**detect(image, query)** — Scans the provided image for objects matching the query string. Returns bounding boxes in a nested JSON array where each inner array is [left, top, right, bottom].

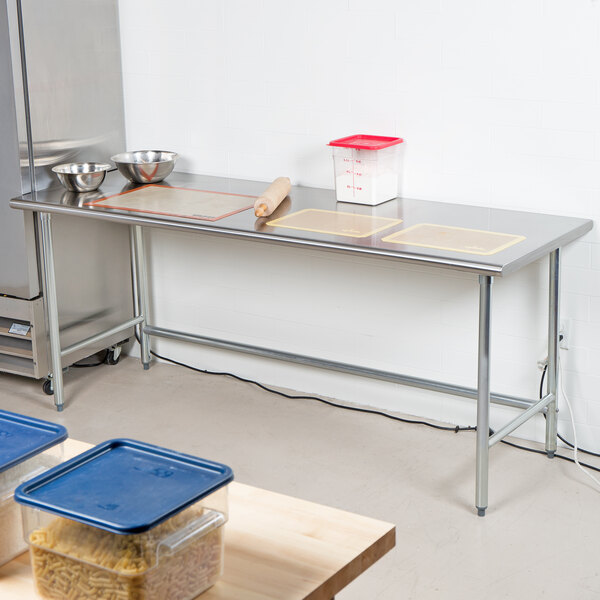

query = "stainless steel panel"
[[19, 0, 126, 190], [30, 296, 48, 377], [52, 214, 134, 356], [18, 0, 134, 368], [0, 0, 38, 298], [2, 0, 133, 378], [0, 209, 39, 298], [0, 294, 30, 321], [10, 171, 594, 277], [20, 0, 133, 375]]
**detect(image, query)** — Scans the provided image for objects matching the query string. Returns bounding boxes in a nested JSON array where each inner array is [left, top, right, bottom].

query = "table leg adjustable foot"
[[546, 450, 555, 459], [143, 362, 150, 371], [477, 507, 486, 517]]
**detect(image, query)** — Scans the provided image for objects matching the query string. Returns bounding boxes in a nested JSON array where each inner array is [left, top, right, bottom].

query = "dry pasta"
[[1, 453, 61, 566], [28, 506, 224, 600]]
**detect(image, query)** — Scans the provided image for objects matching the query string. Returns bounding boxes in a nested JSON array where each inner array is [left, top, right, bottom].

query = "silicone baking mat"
[[382, 223, 525, 255], [84, 185, 255, 221], [267, 209, 402, 238]]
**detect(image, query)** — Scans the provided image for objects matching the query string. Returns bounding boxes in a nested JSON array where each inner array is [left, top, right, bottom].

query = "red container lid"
[[328, 134, 404, 150]]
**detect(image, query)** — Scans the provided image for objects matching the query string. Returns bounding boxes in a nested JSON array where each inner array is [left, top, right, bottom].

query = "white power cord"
[[558, 355, 600, 489]]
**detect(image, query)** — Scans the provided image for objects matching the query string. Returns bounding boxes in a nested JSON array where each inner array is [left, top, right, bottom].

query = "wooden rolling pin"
[[254, 177, 291, 217]]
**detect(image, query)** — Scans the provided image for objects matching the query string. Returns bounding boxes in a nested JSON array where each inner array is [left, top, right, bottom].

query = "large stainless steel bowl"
[[52, 162, 112, 192], [111, 150, 177, 184]]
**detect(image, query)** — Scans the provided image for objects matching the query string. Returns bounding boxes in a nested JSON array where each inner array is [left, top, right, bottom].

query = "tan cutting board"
[[267, 209, 402, 238], [382, 223, 525, 255], [84, 185, 255, 221]]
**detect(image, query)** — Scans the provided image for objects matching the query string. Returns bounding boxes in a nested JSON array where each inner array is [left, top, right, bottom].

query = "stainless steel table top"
[[11, 170, 593, 276]]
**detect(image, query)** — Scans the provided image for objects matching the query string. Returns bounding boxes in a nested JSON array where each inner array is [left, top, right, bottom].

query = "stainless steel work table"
[[11, 171, 593, 515]]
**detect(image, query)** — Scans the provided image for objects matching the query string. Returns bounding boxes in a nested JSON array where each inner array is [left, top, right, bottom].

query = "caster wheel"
[[42, 379, 54, 395], [105, 345, 122, 365]]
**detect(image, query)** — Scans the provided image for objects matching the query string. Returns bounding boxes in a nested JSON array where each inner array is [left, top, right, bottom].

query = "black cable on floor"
[[136, 336, 600, 472], [136, 336, 475, 433], [498, 436, 600, 472], [72, 350, 110, 368]]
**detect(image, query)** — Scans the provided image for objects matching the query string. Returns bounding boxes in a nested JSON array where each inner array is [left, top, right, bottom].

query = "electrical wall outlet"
[[559, 319, 570, 350], [538, 319, 570, 369]]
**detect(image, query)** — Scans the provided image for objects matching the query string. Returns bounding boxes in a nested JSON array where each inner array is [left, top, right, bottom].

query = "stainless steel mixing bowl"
[[111, 150, 178, 184], [52, 162, 112, 192]]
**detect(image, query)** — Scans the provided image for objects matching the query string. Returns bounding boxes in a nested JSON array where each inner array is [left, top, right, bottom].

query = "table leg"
[[39, 212, 65, 411], [545, 249, 560, 457], [132, 226, 151, 369], [476, 275, 493, 516]]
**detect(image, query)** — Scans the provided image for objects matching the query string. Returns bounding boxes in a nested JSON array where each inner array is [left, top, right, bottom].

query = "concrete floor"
[[2, 356, 600, 599]]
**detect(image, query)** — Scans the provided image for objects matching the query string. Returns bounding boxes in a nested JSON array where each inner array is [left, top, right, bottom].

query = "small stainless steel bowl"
[[111, 150, 178, 184], [52, 162, 111, 192]]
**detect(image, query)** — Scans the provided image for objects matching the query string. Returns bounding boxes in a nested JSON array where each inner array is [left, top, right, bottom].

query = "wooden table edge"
[[306, 526, 396, 600]]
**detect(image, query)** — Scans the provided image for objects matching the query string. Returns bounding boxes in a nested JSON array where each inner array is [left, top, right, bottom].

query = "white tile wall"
[[119, 0, 600, 451]]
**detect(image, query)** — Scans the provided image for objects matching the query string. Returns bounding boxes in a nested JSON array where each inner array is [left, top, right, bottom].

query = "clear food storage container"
[[15, 438, 233, 600], [0, 410, 67, 567], [329, 134, 405, 206]]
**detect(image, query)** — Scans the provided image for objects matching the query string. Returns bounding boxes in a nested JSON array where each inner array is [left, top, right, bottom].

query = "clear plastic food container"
[[15, 439, 233, 600], [0, 410, 67, 567], [329, 134, 404, 206]]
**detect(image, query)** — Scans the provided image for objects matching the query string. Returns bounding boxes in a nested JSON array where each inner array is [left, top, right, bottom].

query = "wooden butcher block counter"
[[0, 440, 395, 600]]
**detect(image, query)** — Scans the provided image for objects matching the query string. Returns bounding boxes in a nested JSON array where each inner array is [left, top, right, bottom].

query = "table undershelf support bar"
[[60, 316, 144, 358], [143, 324, 540, 413], [488, 393, 555, 448]]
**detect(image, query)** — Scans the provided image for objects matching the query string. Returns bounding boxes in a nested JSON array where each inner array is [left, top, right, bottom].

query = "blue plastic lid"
[[0, 410, 67, 474], [15, 438, 234, 535]]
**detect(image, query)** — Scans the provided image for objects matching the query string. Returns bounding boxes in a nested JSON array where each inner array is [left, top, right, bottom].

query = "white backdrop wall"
[[118, 0, 600, 451]]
